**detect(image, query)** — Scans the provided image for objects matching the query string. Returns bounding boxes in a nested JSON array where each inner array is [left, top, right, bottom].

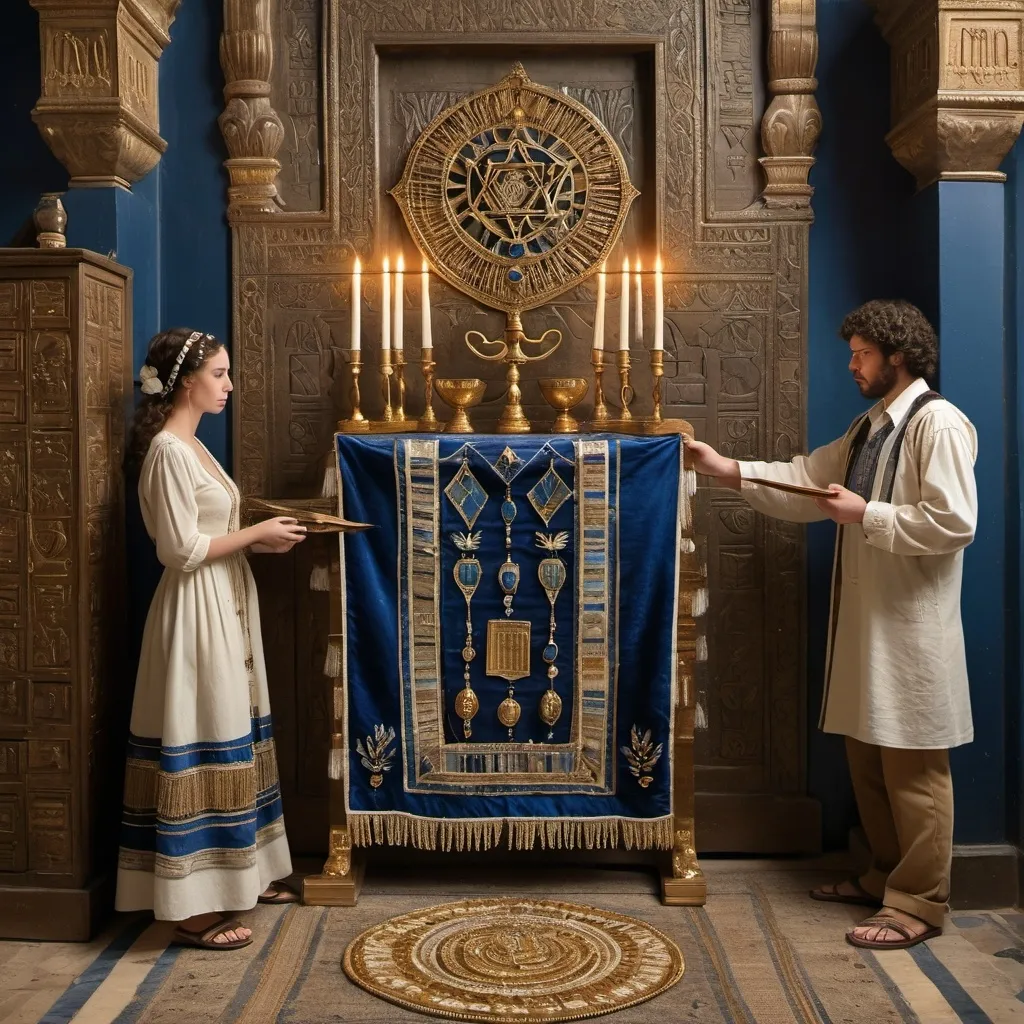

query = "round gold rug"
[[342, 897, 684, 1023]]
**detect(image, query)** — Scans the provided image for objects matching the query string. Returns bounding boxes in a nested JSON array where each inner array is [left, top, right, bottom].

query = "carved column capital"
[[219, 0, 285, 220], [29, 0, 181, 189], [760, 0, 822, 209], [869, 0, 1024, 188]]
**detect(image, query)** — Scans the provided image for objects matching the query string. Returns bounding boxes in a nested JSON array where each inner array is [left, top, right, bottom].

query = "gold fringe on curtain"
[[349, 813, 673, 851], [323, 634, 344, 678]]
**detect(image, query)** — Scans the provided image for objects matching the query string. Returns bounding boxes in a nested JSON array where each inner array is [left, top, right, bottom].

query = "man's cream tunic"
[[738, 377, 978, 749]]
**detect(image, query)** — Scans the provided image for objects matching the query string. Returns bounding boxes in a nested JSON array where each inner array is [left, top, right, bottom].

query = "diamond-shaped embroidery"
[[492, 445, 524, 483], [528, 461, 572, 526], [445, 462, 488, 529]]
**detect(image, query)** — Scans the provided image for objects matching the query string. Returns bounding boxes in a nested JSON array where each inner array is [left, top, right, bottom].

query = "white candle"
[[350, 257, 361, 351], [421, 259, 432, 349], [381, 256, 391, 352], [619, 256, 630, 351], [654, 256, 664, 351], [393, 254, 404, 351], [634, 256, 643, 349], [593, 263, 606, 350]]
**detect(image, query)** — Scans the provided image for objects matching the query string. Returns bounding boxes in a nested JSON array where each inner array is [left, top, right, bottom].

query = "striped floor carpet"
[[2, 861, 1023, 1023]]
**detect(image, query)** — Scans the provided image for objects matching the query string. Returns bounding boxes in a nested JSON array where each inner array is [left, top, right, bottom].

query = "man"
[[686, 299, 977, 950]]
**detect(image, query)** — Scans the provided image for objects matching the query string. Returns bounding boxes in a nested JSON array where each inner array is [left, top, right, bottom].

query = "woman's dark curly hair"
[[839, 300, 938, 380], [126, 327, 224, 473]]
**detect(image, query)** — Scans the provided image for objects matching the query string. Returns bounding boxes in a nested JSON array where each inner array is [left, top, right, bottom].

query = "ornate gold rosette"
[[391, 63, 638, 314], [342, 897, 684, 1022]]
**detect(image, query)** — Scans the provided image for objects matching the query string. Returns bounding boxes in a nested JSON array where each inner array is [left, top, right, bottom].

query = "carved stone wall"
[[223, 0, 820, 853]]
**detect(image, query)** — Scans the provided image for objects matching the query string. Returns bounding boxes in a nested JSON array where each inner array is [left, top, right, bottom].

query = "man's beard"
[[856, 361, 897, 399]]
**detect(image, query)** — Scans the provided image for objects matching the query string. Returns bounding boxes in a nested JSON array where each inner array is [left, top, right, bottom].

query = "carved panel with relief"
[[223, 0, 819, 852]]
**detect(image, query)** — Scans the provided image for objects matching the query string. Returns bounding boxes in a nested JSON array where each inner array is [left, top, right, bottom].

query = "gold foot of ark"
[[302, 860, 365, 906]]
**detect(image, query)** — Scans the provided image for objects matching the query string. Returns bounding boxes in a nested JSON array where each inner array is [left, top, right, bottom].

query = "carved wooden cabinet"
[[0, 249, 131, 940]]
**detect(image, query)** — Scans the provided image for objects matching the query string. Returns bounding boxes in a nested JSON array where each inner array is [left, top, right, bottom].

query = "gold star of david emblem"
[[466, 135, 574, 244], [390, 63, 638, 314]]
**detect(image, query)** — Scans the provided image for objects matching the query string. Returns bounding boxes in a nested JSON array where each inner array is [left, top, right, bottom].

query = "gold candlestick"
[[617, 349, 634, 421], [380, 348, 395, 421], [418, 346, 440, 431], [465, 311, 560, 434], [339, 351, 369, 433], [650, 348, 664, 425], [591, 348, 609, 424], [394, 349, 408, 421]]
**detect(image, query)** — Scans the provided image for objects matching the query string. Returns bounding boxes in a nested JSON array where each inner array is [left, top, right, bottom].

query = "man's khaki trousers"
[[845, 736, 953, 929]]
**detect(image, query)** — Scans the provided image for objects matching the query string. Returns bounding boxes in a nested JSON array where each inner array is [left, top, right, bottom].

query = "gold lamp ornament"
[[390, 63, 638, 432]]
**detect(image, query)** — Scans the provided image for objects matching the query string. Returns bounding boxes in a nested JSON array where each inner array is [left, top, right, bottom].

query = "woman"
[[116, 328, 307, 949]]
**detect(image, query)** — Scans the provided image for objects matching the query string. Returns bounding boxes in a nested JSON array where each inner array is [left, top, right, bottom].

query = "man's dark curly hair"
[[839, 299, 938, 380]]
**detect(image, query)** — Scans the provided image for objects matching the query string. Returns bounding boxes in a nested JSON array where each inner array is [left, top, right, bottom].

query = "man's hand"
[[682, 436, 740, 482], [814, 484, 868, 525]]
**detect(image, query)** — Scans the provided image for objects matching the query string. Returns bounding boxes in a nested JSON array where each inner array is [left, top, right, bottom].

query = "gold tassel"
[[323, 634, 343, 678], [695, 699, 708, 731], [328, 749, 344, 781], [321, 449, 338, 499], [696, 634, 708, 662], [310, 564, 331, 591], [254, 740, 279, 793], [123, 759, 159, 812], [684, 467, 697, 497], [690, 587, 708, 617], [680, 537, 695, 554]]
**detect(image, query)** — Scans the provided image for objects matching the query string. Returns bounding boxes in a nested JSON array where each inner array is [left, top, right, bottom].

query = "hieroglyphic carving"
[[712, 0, 762, 211], [30, 335, 71, 417], [945, 15, 1022, 89], [32, 582, 72, 669], [871, 0, 1024, 187], [30, 1, 180, 187], [45, 29, 111, 93], [276, 0, 323, 210], [28, 792, 72, 871], [760, 0, 821, 207]]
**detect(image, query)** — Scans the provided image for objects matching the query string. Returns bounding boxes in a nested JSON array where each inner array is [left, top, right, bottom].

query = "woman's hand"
[[251, 516, 307, 554]]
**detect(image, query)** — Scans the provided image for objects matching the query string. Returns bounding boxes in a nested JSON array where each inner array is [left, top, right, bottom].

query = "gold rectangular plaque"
[[485, 620, 531, 681]]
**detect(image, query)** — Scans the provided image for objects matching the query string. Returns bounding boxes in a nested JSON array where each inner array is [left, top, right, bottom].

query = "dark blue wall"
[[1003, 137, 1024, 849], [807, 0, 918, 846], [2, 0, 1016, 851], [0, 4, 68, 245]]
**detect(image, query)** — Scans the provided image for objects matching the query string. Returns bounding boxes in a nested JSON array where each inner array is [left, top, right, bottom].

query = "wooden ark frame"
[[217, 0, 821, 896]]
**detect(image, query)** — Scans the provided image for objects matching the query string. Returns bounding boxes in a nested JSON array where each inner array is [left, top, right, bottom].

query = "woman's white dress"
[[115, 431, 292, 920]]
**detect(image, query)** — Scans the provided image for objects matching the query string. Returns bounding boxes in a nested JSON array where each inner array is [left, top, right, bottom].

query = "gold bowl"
[[434, 378, 487, 433], [538, 377, 589, 433]]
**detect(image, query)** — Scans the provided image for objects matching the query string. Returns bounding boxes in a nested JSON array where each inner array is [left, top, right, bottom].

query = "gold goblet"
[[434, 378, 486, 433], [538, 377, 589, 433]]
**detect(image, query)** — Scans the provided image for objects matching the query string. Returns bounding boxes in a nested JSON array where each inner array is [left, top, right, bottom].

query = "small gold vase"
[[538, 377, 589, 433], [435, 378, 486, 433]]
